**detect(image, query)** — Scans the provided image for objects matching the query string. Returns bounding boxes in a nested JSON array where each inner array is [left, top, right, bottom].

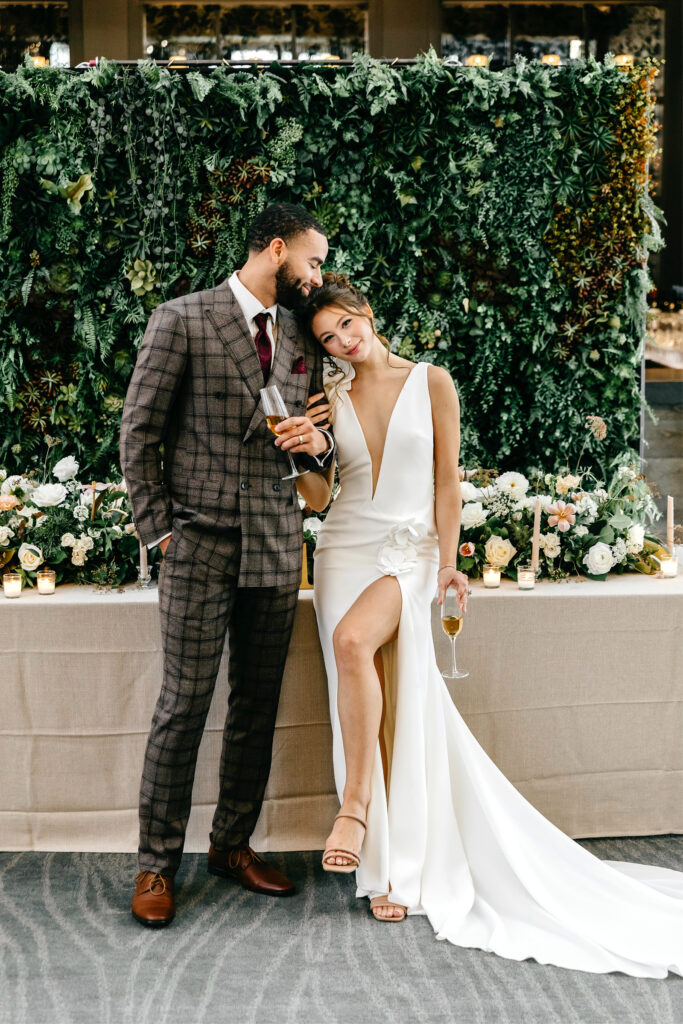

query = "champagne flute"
[[260, 385, 309, 481], [441, 587, 468, 679]]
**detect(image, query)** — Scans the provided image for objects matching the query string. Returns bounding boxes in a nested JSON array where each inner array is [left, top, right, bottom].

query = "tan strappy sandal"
[[370, 896, 407, 922], [322, 812, 367, 874]]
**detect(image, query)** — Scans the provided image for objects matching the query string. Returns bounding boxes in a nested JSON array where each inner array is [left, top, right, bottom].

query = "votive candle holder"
[[483, 564, 501, 588], [517, 563, 536, 590], [659, 556, 678, 579], [37, 568, 57, 595], [3, 571, 22, 598]]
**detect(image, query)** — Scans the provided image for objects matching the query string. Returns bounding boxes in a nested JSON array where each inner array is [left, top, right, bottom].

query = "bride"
[[286, 272, 683, 976]]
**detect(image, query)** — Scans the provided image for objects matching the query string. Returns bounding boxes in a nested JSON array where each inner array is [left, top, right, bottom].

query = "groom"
[[120, 204, 333, 926]]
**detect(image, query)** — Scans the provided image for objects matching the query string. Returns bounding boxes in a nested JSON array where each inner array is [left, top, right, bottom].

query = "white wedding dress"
[[313, 360, 683, 977]]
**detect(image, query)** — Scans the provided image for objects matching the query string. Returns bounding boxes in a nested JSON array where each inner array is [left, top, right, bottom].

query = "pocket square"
[[291, 356, 307, 374]]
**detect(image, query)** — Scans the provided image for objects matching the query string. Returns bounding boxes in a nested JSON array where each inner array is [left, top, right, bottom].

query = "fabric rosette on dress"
[[376, 520, 431, 577]]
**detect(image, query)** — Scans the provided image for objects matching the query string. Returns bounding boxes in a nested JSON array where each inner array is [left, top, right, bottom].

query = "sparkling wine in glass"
[[260, 385, 309, 481], [441, 588, 468, 679]]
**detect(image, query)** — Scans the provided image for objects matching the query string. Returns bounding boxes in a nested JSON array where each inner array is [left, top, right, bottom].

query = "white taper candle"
[[531, 497, 541, 571]]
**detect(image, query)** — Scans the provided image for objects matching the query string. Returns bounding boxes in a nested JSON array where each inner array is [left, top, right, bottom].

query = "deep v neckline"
[[347, 363, 420, 502]]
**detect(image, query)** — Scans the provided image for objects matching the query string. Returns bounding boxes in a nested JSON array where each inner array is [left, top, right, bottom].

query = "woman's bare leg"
[[324, 575, 402, 873]]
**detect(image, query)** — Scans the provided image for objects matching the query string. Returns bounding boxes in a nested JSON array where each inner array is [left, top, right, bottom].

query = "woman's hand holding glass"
[[436, 566, 469, 610]]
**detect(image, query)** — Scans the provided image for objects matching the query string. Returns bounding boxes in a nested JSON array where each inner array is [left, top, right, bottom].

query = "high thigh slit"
[[313, 360, 683, 976]]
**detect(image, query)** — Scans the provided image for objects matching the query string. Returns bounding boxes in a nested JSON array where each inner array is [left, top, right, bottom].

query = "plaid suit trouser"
[[138, 532, 299, 875]]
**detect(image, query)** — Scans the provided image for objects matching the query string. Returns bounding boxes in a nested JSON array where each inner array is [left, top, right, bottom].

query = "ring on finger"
[[299, 434, 303, 446]]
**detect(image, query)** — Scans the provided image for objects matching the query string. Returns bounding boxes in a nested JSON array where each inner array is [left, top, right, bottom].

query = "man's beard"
[[275, 262, 311, 311]]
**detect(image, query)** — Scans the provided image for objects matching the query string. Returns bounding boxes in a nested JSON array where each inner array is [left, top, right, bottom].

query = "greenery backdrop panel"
[[0, 55, 659, 479]]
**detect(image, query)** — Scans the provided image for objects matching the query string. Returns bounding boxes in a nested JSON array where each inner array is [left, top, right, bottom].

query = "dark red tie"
[[253, 311, 272, 383]]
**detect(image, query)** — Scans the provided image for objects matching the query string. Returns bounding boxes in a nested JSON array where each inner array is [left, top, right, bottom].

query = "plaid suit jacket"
[[120, 279, 333, 587]]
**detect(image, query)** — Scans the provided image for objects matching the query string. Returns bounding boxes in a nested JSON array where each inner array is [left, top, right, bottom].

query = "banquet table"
[[2, 572, 682, 852]]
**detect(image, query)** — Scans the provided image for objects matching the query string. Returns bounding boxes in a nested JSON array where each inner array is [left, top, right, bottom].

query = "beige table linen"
[[1, 574, 681, 852]]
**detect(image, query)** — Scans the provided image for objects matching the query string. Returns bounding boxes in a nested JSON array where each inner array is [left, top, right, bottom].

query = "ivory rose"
[[18, 543, 44, 571], [484, 535, 516, 568]]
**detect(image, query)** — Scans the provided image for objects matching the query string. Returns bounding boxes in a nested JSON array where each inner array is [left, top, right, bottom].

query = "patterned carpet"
[[1, 837, 682, 1024]]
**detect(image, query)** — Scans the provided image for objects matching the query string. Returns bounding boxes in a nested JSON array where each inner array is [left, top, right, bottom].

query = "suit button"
[[273, 484, 280, 492], [240, 482, 249, 491]]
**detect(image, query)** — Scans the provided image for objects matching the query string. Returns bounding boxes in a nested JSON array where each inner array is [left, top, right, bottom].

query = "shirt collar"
[[228, 271, 278, 327]]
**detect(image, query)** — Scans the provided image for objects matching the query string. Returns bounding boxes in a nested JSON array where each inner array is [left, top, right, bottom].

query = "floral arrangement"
[[0, 446, 140, 588], [455, 462, 667, 581]]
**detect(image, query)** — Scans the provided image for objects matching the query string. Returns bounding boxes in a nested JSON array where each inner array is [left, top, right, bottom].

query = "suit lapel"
[[206, 285, 264, 403]]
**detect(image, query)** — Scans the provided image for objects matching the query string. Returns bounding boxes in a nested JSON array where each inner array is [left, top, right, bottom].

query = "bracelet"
[[437, 564, 457, 574]]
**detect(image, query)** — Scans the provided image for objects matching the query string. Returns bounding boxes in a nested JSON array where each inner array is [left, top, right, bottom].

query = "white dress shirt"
[[227, 270, 278, 353]]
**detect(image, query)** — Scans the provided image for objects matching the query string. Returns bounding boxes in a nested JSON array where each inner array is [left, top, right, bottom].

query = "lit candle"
[[466, 54, 487, 67], [3, 572, 22, 598], [517, 564, 536, 590], [614, 54, 634, 68], [37, 569, 56, 595], [531, 497, 541, 572], [540, 54, 561, 66], [667, 495, 674, 555], [659, 555, 678, 579], [483, 564, 501, 588]]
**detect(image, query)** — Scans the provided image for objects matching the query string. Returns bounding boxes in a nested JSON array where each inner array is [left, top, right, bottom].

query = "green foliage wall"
[[0, 55, 660, 478]]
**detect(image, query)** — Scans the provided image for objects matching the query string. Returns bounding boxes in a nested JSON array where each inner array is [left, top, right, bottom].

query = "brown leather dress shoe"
[[208, 844, 295, 897], [131, 871, 175, 927]]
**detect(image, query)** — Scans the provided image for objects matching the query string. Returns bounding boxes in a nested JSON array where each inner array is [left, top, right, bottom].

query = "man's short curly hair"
[[246, 203, 325, 253]]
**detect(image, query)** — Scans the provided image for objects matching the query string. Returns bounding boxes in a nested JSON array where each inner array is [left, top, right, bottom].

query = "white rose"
[[574, 525, 588, 538], [625, 524, 644, 554], [0, 525, 15, 546], [79, 535, 94, 552], [31, 483, 67, 507], [541, 533, 561, 559], [61, 533, 76, 547], [110, 525, 123, 538], [53, 456, 79, 482], [495, 472, 529, 497], [18, 543, 44, 571], [583, 542, 615, 576], [124, 522, 137, 534], [71, 547, 86, 566], [484, 535, 517, 567], [303, 517, 322, 537], [461, 502, 489, 530], [460, 481, 481, 503]]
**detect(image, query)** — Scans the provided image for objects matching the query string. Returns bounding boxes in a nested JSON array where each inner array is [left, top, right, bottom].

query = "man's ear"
[[268, 237, 287, 265]]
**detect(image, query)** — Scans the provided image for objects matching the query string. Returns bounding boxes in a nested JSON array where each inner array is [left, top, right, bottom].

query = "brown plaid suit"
[[120, 279, 333, 874]]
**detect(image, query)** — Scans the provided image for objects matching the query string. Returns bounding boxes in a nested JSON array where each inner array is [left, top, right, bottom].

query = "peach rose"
[[0, 495, 20, 511]]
